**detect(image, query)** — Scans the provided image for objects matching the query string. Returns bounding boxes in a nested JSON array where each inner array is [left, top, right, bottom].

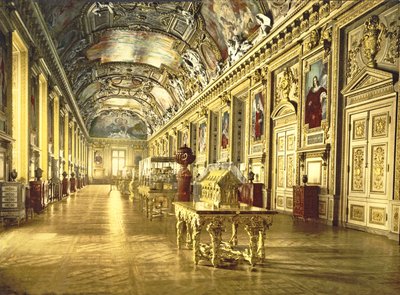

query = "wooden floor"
[[0, 185, 399, 295]]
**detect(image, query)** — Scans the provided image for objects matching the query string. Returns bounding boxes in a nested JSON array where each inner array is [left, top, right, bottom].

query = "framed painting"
[[251, 90, 265, 141], [94, 150, 103, 166], [304, 58, 328, 132], [221, 111, 229, 149], [198, 122, 207, 154]]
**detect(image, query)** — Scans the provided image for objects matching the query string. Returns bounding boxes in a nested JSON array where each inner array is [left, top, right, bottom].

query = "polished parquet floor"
[[0, 185, 399, 295]]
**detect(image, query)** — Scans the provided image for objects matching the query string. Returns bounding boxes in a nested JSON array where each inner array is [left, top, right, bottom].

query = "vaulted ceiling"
[[37, 0, 299, 140]]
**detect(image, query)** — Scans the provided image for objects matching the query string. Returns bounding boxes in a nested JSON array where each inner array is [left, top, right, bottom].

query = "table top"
[[174, 201, 278, 215]]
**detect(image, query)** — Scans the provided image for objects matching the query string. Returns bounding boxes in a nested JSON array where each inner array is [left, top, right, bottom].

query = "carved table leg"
[[148, 197, 154, 221], [192, 218, 202, 265], [257, 230, 266, 261], [176, 216, 185, 249], [186, 222, 193, 249], [258, 217, 272, 261], [244, 217, 264, 267], [206, 218, 224, 268], [229, 217, 239, 246]]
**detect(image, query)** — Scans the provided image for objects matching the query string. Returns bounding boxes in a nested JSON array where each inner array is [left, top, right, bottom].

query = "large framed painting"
[[251, 90, 265, 142], [304, 58, 328, 133], [221, 111, 229, 149], [94, 150, 103, 167], [198, 122, 207, 154]]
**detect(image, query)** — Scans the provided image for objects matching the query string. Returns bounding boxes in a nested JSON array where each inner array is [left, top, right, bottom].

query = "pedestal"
[[62, 178, 69, 197], [29, 180, 44, 213], [177, 167, 192, 202], [70, 177, 76, 192], [175, 145, 196, 202]]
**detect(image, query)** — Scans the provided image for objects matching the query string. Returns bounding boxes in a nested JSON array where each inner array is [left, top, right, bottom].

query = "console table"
[[138, 185, 177, 221], [174, 202, 277, 267]]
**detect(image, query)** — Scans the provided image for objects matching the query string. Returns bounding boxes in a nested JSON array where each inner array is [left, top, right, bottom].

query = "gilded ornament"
[[220, 92, 231, 106], [371, 145, 385, 192], [384, 24, 400, 64], [292, 25, 300, 38], [347, 45, 361, 80], [309, 10, 319, 25], [285, 30, 293, 43], [286, 155, 294, 188], [362, 15, 386, 68], [300, 16, 309, 31], [321, 26, 332, 57], [354, 119, 366, 139], [319, 1, 330, 19], [352, 148, 364, 191], [369, 207, 385, 225], [278, 67, 294, 102], [278, 156, 284, 187], [330, 0, 342, 10], [277, 36, 285, 50], [372, 115, 387, 137], [307, 29, 320, 51]]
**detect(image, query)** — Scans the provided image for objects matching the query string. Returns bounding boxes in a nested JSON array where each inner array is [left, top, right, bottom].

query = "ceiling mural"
[[90, 110, 148, 140], [36, 0, 300, 139], [201, 0, 263, 59], [86, 30, 182, 67]]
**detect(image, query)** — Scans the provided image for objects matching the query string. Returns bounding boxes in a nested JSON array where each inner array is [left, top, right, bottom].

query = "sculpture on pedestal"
[[175, 145, 196, 202]]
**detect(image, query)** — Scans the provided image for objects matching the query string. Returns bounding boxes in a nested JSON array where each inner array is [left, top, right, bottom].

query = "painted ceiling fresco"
[[90, 111, 148, 140], [86, 30, 182, 67], [36, 0, 300, 138], [201, 0, 262, 59]]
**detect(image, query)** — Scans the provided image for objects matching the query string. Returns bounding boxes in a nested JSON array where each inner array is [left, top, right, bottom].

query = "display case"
[[0, 182, 26, 225], [200, 168, 242, 208], [139, 157, 178, 190], [239, 183, 263, 208], [193, 162, 246, 201]]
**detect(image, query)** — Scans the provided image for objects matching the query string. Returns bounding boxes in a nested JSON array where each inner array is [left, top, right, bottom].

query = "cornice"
[[149, 0, 364, 143]]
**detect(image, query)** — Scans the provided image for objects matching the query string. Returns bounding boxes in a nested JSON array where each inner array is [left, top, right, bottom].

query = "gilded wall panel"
[[351, 147, 365, 192], [319, 200, 327, 216], [350, 204, 365, 222], [353, 119, 367, 140], [392, 204, 400, 233], [371, 113, 388, 138], [277, 156, 284, 188], [286, 197, 293, 209], [277, 196, 284, 208], [286, 154, 294, 188], [369, 206, 386, 225], [370, 144, 386, 193], [287, 134, 295, 151]]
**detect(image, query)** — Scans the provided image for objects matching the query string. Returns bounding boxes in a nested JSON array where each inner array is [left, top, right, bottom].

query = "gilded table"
[[174, 202, 277, 267], [137, 185, 176, 221]]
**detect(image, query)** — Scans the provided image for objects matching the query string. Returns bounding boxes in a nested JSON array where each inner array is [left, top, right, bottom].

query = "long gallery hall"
[[0, 185, 399, 295], [0, 1, 399, 294]]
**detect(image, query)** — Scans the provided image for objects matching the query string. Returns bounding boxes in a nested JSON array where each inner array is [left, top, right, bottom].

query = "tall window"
[[112, 150, 125, 177]]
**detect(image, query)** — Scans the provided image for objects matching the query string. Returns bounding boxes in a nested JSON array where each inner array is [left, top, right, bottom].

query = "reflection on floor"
[[0, 185, 399, 295]]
